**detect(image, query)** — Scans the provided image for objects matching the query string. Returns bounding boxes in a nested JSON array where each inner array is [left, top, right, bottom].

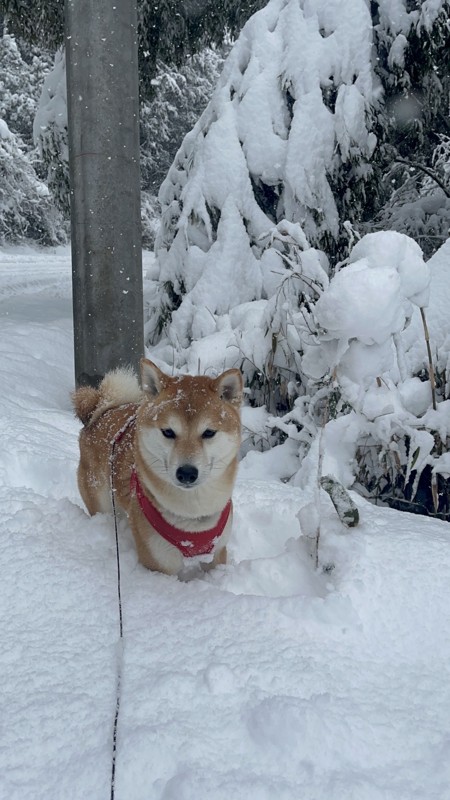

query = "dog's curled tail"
[[72, 367, 143, 426], [72, 385, 100, 425]]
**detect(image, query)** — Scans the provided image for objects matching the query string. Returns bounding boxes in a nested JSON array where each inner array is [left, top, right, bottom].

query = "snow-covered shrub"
[[273, 230, 450, 517], [0, 117, 66, 244], [149, 210, 449, 514], [255, 222, 330, 413]]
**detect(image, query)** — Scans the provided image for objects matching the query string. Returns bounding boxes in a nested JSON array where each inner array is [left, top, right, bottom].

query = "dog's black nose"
[[176, 464, 199, 486]]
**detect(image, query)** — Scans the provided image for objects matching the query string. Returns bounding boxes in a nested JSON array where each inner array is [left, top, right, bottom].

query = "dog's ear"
[[214, 369, 243, 406], [140, 358, 168, 396]]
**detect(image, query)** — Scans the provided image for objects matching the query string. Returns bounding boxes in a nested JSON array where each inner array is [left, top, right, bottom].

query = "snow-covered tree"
[[1, 0, 247, 242], [146, 0, 450, 516], [33, 48, 69, 216], [149, 0, 378, 347], [141, 45, 227, 244], [0, 33, 36, 143], [0, 32, 52, 146], [0, 0, 265, 100], [30, 43, 226, 241], [149, 0, 450, 349], [0, 31, 67, 242], [0, 117, 65, 244], [368, 0, 450, 253]]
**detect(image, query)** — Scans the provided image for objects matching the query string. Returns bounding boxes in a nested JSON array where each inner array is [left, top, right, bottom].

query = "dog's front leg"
[[202, 546, 227, 572]]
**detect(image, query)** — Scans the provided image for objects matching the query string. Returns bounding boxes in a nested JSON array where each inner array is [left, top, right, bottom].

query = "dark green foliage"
[[368, 2, 450, 252], [138, 0, 264, 98], [0, 0, 265, 100], [0, 123, 66, 245], [140, 46, 226, 196], [0, 33, 52, 146], [374, 3, 450, 157], [0, 0, 63, 50]]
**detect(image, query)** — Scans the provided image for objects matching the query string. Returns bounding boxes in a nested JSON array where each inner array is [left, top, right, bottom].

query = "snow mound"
[[2, 247, 450, 800]]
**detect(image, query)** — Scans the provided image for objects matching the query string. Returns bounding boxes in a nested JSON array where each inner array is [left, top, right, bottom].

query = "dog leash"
[[108, 411, 137, 800]]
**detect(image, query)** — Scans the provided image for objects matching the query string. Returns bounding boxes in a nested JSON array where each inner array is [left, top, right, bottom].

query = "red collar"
[[130, 468, 231, 558]]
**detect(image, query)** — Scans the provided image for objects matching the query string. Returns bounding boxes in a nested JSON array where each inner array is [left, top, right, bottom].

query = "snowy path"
[[2, 248, 450, 800]]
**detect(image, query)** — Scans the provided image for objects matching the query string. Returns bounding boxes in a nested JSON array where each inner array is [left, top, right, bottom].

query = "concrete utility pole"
[[65, 0, 144, 387]]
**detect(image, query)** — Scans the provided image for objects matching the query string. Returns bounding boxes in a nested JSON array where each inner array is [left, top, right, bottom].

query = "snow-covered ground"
[[2, 245, 450, 800]]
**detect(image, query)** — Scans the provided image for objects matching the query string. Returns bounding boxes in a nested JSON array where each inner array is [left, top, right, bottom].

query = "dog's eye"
[[202, 429, 217, 439], [161, 428, 176, 439]]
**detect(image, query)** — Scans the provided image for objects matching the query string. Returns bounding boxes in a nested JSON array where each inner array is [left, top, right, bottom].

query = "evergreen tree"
[[0, 117, 66, 244], [0, 32, 66, 243], [150, 0, 378, 350], [0, 0, 265, 101], [149, 0, 450, 354], [369, 0, 450, 254], [0, 0, 260, 243], [141, 45, 228, 198], [146, 0, 450, 516], [0, 33, 52, 146], [30, 43, 225, 240], [33, 47, 69, 216], [141, 45, 227, 244]]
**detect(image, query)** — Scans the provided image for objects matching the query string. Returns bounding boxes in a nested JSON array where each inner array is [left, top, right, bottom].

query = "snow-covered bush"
[[150, 218, 449, 514], [0, 117, 65, 244], [264, 229, 450, 518], [266, 229, 450, 518]]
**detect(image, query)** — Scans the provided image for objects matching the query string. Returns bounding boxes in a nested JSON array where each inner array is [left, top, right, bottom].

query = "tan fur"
[[72, 386, 100, 426], [73, 359, 243, 576]]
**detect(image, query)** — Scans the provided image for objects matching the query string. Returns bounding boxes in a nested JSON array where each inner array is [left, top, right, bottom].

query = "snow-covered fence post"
[[65, 0, 143, 388]]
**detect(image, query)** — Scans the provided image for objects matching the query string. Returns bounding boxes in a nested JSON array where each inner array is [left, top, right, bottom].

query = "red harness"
[[130, 469, 231, 558], [111, 410, 231, 558]]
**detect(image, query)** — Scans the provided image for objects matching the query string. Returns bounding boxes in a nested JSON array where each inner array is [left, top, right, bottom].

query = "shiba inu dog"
[[73, 359, 243, 576]]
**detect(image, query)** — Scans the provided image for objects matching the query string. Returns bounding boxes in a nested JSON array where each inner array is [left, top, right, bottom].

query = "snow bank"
[[2, 248, 450, 799]]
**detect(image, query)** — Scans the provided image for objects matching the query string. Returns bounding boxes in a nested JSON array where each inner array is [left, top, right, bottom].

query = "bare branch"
[[395, 158, 450, 198]]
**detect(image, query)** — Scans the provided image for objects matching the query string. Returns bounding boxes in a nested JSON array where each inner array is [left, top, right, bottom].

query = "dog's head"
[[137, 359, 243, 491]]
